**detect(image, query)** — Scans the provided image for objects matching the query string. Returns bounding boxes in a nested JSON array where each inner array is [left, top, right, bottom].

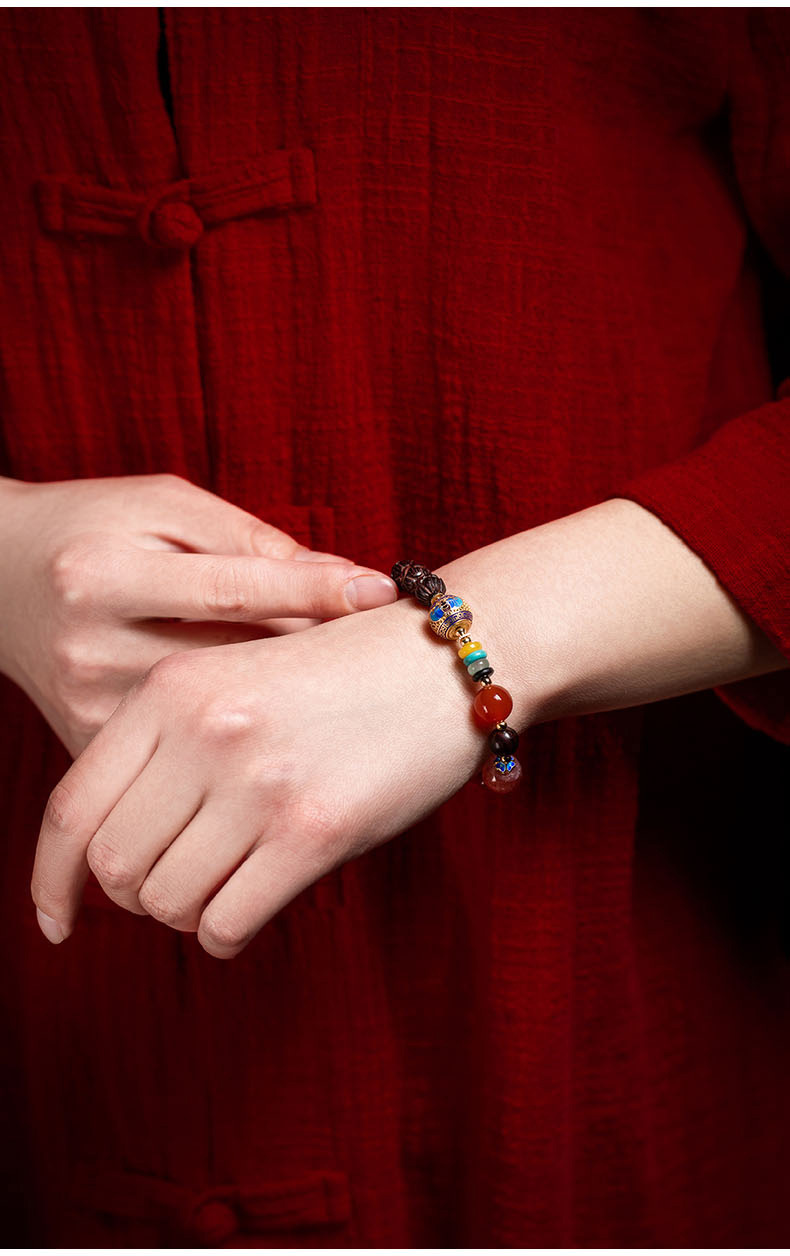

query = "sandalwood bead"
[[472, 684, 513, 728], [489, 724, 519, 756]]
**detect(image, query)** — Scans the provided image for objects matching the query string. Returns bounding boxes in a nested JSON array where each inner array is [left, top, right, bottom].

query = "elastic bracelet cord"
[[390, 560, 523, 794]]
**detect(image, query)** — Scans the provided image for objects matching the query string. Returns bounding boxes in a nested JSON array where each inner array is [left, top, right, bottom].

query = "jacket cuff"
[[614, 393, 790, 744]]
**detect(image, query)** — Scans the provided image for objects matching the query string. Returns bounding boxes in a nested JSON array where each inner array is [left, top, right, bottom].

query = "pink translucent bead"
[[481, 753, 523, 793]]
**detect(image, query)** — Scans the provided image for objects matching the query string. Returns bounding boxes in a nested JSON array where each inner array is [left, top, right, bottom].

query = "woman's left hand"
[[30, 588, 497, 957]]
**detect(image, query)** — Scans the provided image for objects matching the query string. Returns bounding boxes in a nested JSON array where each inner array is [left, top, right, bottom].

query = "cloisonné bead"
[[427, 592, 473, 640], [472, 684, 513, 729], [489, 723, 519, 756], [457, 640, 483, 660], [482, 753, 523, 793]]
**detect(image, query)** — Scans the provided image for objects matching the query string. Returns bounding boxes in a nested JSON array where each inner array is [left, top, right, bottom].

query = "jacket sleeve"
[[614, 9, 790, 744]]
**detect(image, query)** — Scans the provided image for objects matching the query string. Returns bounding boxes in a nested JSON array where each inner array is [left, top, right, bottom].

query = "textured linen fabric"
[[1, 7, 789, 1247]]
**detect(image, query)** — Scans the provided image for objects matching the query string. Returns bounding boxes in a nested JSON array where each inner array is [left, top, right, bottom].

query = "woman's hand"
[[31, 494, 788, 956], [0, 473, 398, 757], [30, 592, 496, 955]]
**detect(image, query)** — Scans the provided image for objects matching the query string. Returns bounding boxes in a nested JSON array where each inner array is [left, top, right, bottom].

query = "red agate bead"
[[482, 753, 523, 793], [472, 684, 513, 729]]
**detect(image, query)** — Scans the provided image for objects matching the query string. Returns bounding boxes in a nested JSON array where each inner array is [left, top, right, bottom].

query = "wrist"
[[434, 545, 559, 735], [435, 496, 790, 734], [314, 587, 497, 787]]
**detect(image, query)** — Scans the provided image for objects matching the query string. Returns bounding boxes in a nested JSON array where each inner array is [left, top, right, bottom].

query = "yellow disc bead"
[[457, 640, 483, 660]]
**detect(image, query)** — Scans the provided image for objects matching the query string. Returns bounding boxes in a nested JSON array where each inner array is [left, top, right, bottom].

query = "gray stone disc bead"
[[466, 655, 492, 679]]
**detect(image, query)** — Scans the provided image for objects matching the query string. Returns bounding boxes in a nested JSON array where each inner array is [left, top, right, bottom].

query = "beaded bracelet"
[[390, 560, 522, 794]]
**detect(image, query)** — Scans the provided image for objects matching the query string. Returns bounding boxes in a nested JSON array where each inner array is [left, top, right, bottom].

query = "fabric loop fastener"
[[66, 1163, 351, 1244], [32, 145, 317, 251]]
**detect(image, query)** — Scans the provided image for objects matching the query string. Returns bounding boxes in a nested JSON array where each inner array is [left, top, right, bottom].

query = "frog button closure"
[[137, 179, 204, 249], [178, 1193, 239, 1245], [66, 1162, 352, 1244], [33, 146, 318, 253]]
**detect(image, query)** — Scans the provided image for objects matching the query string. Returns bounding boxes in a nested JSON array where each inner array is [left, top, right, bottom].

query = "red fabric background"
[[1, 7, 789, 1246]]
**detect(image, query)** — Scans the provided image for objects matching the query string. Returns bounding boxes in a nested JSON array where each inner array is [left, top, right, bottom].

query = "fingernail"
[[345, 575, 399, 610], [36, 908, 65, 944]]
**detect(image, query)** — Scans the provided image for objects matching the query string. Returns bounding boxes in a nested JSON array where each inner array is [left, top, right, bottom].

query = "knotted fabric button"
[[181, 1196, 239, 1244], [137, 179, 204, 250]]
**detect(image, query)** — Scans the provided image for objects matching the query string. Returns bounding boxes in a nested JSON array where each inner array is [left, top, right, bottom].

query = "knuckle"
[[199, 911, 248, 953], [196, 699, 257, 746], [137, 880, 186, 927], [247, 519, 275, 555], [200, 561, 254, 618], [144, 649, 192, 692], [290, 565, 333, 618], [49, 544, 96, 608], [51, 634, 102, 682], [304, 567, 351, 618], [86, 838, 136, 890], [43, 782, 81, 837]]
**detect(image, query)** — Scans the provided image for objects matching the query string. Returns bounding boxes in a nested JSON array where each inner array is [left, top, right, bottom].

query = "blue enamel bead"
[[494, 756, 516, 774]]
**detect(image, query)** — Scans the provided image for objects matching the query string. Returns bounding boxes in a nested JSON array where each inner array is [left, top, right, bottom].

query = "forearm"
[[434, 498, 789, 732]]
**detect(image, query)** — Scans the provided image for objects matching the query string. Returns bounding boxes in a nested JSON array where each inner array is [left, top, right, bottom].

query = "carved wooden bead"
[[414, 573, 446, 606], [402, 562, 432, 596], [390, 559, 414, 589]]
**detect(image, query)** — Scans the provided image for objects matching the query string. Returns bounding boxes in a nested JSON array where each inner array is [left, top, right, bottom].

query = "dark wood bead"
[[402, 562, 432, 595], [414, 573, 446, 605], [489, 723, 519, 755], [390, 559, 415, 590], [390, 561, 445, 604]]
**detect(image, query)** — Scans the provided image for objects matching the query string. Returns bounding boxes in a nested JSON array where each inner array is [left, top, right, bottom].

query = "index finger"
[[31, 692, 159, 941]]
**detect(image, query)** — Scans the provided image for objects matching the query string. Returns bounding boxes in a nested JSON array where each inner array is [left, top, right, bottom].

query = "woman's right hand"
[[0, 472, 397, 758]]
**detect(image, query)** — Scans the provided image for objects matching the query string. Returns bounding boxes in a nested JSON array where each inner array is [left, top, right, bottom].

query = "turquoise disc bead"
[[463, 649, 488, 667]]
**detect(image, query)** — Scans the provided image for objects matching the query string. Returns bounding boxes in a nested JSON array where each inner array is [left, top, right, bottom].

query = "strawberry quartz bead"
[[472, 684, 513, 729], [482, 753, 523, 793]]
